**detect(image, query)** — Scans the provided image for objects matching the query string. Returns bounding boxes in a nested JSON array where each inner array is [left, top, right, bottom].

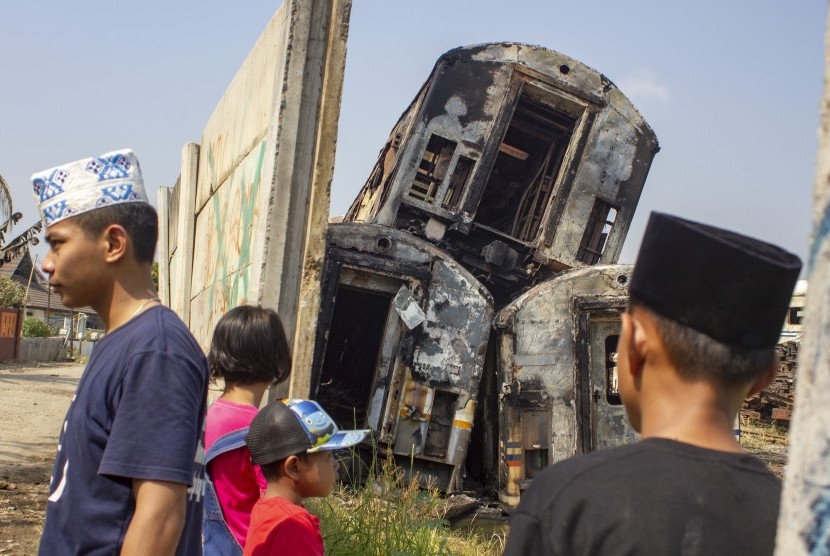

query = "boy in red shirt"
[[243, 399, 369, 555]]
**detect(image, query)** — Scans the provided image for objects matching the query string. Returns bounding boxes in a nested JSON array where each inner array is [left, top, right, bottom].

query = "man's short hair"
[[72, 203, 158, 264], [632, 302, 776, 387], [208, 305, 292, 386]]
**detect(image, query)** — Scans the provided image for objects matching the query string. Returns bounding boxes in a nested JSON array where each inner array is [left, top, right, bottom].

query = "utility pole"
[[22, 254, 38, 318]]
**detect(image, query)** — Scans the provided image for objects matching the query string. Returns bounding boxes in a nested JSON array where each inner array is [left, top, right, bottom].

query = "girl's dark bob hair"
[[208, 305, 291, 385]]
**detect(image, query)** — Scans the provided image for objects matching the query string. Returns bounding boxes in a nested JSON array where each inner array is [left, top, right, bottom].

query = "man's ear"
[[283, 455, 301, 481], [102, 224, 128, 264], [621, 312, 647, 377], [747, 355, 779, 398]]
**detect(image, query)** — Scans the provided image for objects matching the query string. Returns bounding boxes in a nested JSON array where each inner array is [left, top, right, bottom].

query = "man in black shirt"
[[504, 212, 801, 555]]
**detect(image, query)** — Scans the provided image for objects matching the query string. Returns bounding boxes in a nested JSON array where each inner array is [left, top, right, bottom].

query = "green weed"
[[306, 448, 503, 556]]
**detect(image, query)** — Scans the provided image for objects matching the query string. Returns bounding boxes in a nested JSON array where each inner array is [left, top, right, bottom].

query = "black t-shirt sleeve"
[[99, 350, 205, 484], [504, 511, 554, 556]]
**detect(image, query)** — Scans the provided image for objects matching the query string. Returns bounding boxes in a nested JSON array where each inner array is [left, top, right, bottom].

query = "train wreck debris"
[[311, 223, 493, 491], [742, 282, 805, 424], [314, 43, 659, 499], [489, 265, 636, 505], [345, 43, 659, 304], [159, 37, 661, 504]]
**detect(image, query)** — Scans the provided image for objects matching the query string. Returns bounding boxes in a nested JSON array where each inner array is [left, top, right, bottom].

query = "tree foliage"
[[0, 276, 25, 308], [151, 262, 159, 293], [22, 317, 55, 338]]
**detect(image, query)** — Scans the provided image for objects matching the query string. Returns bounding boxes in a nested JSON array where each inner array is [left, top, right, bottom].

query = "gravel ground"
[[0, 362, 83, 555]]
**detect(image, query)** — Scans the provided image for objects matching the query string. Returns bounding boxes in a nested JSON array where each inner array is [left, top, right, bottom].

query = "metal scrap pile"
[[742, 341, 798, 424]]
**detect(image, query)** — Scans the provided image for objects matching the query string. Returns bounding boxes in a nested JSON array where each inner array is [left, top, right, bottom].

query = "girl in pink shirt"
[[203, 306, 292, 555]]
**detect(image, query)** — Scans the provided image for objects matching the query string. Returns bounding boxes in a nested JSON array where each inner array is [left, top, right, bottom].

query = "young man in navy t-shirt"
[[32, 149, 209, 555]]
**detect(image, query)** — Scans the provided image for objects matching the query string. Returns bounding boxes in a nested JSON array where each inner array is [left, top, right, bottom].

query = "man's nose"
[[41, 255, 55, 275]]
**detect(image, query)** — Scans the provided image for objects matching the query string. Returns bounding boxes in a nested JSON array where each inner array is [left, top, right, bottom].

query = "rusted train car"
[[312, 43, 658, 498]]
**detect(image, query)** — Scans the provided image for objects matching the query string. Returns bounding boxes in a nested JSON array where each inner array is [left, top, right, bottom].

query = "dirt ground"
[[0, 362, 83, 555], [0, 363, 790, 555]]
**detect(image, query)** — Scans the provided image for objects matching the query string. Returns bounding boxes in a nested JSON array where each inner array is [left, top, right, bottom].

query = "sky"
[[0, 1, 825, 267]]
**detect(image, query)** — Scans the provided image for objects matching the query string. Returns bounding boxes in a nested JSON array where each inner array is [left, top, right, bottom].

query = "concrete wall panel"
[[161, 0, 351, 364], [19, 337, 65, 362], [194, 5, 288, 213], [189, 267, 253, 350], [191, 140, 267, 302]]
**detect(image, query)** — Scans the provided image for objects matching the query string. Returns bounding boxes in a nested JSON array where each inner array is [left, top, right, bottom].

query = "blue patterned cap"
[[245, 399, 371, 466], [284, 399, 370, 453], [31, 149, 148, 227]]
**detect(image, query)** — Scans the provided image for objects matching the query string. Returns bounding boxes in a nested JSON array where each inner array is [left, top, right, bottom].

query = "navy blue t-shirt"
[[38, 306, 209, 555]]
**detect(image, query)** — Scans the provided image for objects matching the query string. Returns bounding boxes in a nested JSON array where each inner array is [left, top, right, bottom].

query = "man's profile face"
[[41, 219, 108, 309]]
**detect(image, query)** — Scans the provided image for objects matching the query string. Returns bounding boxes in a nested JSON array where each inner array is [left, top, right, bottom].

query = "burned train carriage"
[[493, 265, 637, 506], [346, 43, 658, 304], [311, 223, 493, 491], [315, 43, 658, 499]]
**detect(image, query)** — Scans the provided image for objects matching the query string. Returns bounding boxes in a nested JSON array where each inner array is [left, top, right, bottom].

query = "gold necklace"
[[130, 297, 161, 320]]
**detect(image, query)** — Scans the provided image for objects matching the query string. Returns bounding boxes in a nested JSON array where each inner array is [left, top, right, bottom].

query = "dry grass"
[[740, 416, 788, 479], [306, 450, 504, 556]]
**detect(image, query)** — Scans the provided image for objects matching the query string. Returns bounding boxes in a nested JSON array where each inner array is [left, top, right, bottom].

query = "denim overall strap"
[[206, 428, 250, 463], [203, 427, 249, 556]]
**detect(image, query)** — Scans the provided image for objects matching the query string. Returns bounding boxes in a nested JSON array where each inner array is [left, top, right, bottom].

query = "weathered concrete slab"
[[776, 10, 830, 555], [158, 0, 352, 354], [18, 338, 65, 362]]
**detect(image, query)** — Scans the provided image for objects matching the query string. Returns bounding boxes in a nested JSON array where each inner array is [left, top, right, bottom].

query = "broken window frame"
[[423, 389, 460, 459], [403, 132, 479, 221], [441, 155, 475, 211], [311, 251, 431, 439], [408, 134, 458, 204], [788, 307, 804, 326], [573, 298, 629, 454], [605, 335, 622, 406], [576, 199, 619, 265], [463, 77, 592, 245], [522, 409, 552, 479]]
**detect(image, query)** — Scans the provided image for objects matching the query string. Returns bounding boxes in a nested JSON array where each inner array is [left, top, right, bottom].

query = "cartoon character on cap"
[[285, 400, 336, 448]]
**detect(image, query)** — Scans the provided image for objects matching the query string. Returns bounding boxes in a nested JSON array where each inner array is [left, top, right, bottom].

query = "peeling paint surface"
[[392, 285, 426, 330], [413, 260, 493, 386]]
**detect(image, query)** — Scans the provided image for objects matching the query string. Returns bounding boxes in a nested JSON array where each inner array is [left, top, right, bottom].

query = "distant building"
[[0, 247, 103, 331], [781, 279, 807, 343]]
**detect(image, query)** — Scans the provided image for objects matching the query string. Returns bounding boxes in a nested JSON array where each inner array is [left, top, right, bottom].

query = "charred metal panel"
[[344, 43, 658, 305], [493, 265, 635, 506], [541, 89, 659, 266], [412, 260, 492, 387], [313, 223, 493, 491], [573, 297, 638, 454]]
